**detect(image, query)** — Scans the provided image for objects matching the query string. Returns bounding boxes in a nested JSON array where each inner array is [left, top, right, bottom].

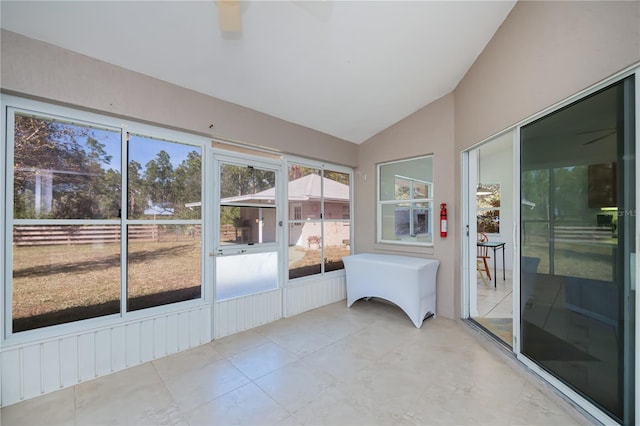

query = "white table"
[[343, 253, 439, 328]]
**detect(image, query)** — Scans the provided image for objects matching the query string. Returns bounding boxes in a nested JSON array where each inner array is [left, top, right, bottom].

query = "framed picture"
[[477, 183, 500, 234]]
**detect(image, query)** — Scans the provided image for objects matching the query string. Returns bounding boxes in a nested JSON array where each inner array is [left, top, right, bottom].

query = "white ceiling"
[[1, 1, 516, 144]]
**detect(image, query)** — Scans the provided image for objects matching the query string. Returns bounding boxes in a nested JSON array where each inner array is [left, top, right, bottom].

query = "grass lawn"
[[288, 245, 350, 279], [12, 240, 201, 325], [522, 240, 614, 282]]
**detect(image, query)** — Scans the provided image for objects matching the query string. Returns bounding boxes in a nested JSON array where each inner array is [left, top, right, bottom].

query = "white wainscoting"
[[284, 274, 347, 318], [213, 289, 283, 339], [213, 274, 347, 338], [0, 305, 211, 407]]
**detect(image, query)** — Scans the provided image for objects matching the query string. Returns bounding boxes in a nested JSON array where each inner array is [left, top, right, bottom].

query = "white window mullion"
[[3, 107, 17, 339], [120, 128, 128, 318]]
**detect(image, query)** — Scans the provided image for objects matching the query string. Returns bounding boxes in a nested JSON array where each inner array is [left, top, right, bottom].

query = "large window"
[[377, 156, 434, 245], [6, 101, 204, 334], [126, 134, 203, 312], [287, 163, 352, 280], [11, 113, 123, 332]]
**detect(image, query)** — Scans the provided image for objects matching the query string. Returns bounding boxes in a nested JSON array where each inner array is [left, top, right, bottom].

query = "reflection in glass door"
[[520, 77, 635, 423], [215, 160, 280, 301]]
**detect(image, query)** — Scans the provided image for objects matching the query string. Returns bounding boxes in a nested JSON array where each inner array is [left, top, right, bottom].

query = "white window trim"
[[2, 95, 210, 344], [285, 158, 353, 283], [376, 156, 434, 247]]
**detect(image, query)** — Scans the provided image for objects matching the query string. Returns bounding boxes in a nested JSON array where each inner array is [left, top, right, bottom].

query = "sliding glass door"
[[520, 76, 635, 423]]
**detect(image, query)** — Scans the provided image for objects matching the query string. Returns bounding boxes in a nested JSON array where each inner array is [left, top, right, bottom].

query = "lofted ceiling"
[[1, 1, 516, 144]]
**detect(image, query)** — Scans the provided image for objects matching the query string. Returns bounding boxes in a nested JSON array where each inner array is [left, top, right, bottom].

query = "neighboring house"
[[287, 174, 350, 248], [220, 174, 350, 247]]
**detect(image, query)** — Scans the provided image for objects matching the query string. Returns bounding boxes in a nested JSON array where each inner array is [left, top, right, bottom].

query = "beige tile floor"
[[474, 270, 515, 346], [476, 270, 513, 319], [1, 299, 595, 426]]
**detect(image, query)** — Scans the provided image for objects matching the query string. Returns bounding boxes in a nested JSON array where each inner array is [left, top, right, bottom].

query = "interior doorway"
[[465, 131, 515, 347]]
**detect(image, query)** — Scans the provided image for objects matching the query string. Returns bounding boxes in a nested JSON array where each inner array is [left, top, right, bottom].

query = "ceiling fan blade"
[[582, 130, 616, 145], [218, 0, 241, 33]]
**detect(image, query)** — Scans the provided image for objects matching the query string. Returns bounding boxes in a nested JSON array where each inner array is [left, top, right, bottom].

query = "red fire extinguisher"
[[440, 203, 448, 238]]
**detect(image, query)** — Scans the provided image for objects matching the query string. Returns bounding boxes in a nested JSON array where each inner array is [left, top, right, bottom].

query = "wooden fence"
[[553, 226, 615, 243], [13, 225, 201, 246], [220, 224, 249, 243]]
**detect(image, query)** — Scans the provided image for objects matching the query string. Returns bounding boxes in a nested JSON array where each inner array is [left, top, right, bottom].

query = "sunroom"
[[1, 1, 640, 425]]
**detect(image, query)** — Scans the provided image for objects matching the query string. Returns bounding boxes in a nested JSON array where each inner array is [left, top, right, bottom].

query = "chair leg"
[[482, 258, 492, 280], [477, 265, 489, 287]]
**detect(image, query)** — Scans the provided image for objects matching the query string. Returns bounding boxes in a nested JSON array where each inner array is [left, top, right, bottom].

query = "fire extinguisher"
[[440, 203, 448, 238]]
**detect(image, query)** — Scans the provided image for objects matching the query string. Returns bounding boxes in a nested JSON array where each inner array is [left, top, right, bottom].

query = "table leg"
[[493, 247, 497, 288], [502, 245, 505, 280]]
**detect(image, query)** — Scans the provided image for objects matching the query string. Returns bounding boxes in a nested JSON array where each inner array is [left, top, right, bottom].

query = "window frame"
[[376, 155, 434, 247], [216, 159, 280, 249], [2, 96, 210, 343], [285, 158, 353, 283]]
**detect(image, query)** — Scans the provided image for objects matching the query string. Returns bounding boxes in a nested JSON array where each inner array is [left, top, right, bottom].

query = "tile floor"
[[0, 300, 595, 426], [476, 270, 513, 319], [473, 269, 514, 345]]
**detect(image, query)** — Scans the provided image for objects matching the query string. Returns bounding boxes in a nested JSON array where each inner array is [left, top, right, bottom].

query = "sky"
[[90, 128, 200, 173]]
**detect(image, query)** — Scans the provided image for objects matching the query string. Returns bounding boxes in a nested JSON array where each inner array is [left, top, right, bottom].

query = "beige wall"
[[356, 0, 640, 320], [355, 93, 457, 318], [0, 30, 358, 167], [455, 1, 640, 150]]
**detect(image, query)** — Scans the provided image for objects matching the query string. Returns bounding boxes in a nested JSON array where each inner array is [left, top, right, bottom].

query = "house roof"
[[0, 1, 516, 144], [221, 174, 349, 204]]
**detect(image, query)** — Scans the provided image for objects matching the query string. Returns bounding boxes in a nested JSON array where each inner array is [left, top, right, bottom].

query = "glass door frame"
[[461, 130, 517, 339], [211, 151, 286, 302], [513, 67, 639, 425], [461, 148, 479, 319]]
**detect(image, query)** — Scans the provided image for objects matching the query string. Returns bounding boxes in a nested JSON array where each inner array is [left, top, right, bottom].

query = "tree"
[[288, 164, 318, 181], [100, 169, 122, 218], [173, 150, 202, 219], [13, 115, 120, 219], [143, 150, 174, 210], [521, 169, 549, 221], [220, 164, 275, 198], [553, 166, 590, 223], [128, 161, 144, 219], [324, 170, 349, 186]]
